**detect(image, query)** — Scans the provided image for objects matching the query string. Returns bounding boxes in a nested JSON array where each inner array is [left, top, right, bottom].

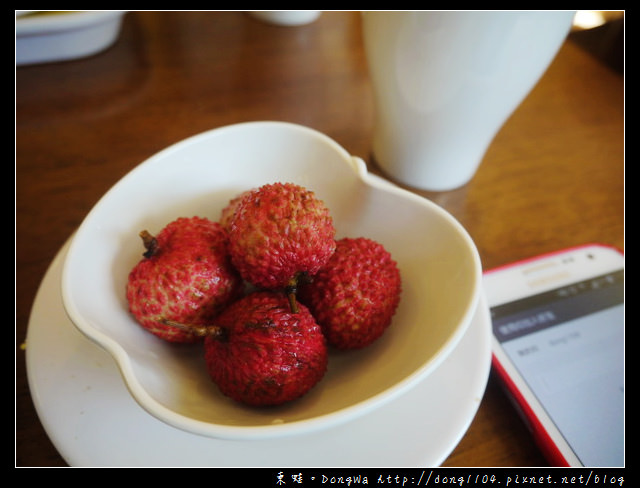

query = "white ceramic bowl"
[[16, 11, 126, 66], [61, 121, 482, 440]]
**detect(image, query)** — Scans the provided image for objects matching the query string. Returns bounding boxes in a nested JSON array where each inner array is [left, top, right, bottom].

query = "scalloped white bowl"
[[61, 121, 482, 440]]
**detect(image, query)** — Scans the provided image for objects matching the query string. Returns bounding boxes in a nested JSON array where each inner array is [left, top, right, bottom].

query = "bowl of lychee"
[[61, 121, 482, 440]]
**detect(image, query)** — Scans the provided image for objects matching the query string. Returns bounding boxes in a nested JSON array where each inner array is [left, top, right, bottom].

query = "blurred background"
[[570, 10, 623, 74]]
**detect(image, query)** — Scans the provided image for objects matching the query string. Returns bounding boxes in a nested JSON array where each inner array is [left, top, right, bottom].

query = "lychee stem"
[[160, 318, 226, 339], [285, 277, 299, 314], [285, 272, 313, 314], [140, 230, 158, 258]]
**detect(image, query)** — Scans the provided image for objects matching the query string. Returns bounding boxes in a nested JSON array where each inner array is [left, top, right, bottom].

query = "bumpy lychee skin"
[[126, 216, 244, 343], [298, 237, 402, 349], [219, 189, 253, 232], [227, 183, 336, 291], [203, 291, 328, 406]]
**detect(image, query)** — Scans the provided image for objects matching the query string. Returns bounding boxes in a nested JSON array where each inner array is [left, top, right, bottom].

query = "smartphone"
[[484, 244, 624, 467]]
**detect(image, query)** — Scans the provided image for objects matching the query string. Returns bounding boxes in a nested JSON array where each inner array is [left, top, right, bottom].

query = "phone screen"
[[491, 268, 624, 466]]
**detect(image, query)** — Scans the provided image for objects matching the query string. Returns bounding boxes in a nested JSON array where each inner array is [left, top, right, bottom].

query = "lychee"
[[298, 237, 402, 349], [164, 290, 328, 406], [219, 189, 253, 232], [126, 216, 244, 343], [226, 182, 336, 311]]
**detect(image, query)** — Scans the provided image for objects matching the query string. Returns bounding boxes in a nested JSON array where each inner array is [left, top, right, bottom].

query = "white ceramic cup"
[[362, 11, 575, 191], [249, 11, 321, 26]]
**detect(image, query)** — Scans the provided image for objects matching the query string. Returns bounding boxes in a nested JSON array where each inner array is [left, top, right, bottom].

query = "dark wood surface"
[[16, 11, 624, 467]]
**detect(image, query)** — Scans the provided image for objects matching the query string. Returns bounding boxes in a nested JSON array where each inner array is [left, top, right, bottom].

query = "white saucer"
[[26, 238, 491, 467]]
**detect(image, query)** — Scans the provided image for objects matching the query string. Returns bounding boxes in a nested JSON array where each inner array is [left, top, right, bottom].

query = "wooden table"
[[16, 11, 624, 467]]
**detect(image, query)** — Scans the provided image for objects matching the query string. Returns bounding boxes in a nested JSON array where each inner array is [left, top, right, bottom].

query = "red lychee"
[[219, 189, 253, 232], [126, 216, 244, 343], [165, 290, 328, 406], [226, 182, 336, 310], [298, 237, 402, 349]]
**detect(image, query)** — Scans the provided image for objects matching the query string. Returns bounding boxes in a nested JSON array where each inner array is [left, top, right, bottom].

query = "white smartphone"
[[484, 244, 624, 467]]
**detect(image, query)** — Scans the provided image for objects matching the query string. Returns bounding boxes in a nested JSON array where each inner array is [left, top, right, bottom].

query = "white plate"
[[26, 237, 492, 467], [15, 11, 125, 66]]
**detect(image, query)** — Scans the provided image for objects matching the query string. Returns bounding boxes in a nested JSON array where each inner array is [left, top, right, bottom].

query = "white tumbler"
[[362, 11, 575, 191]]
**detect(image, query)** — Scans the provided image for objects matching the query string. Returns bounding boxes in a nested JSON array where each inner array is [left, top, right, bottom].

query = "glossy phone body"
[[484, 244, 624, 467]]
